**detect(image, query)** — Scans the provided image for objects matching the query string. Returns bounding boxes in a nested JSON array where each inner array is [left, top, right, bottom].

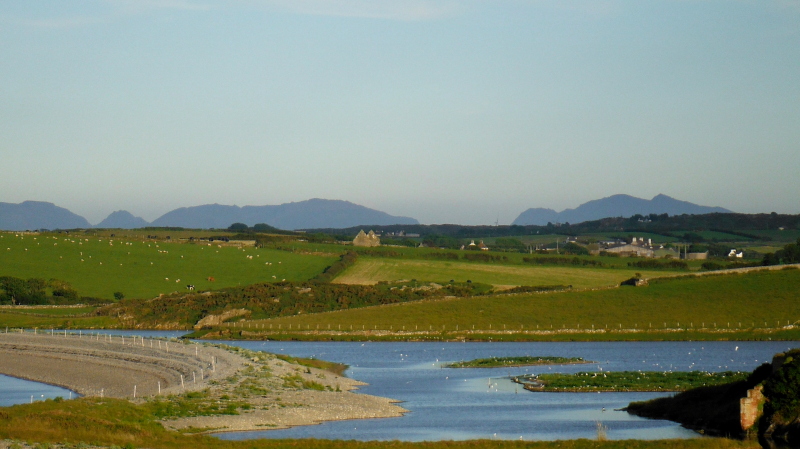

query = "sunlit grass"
[[0, 233, 336, 300]]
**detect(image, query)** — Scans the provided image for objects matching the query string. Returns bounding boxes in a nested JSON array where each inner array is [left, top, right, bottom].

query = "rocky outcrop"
[[194, 308, 250, 329]]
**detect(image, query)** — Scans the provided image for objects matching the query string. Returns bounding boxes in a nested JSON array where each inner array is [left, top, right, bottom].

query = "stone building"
[[353, 230, 380, 247]]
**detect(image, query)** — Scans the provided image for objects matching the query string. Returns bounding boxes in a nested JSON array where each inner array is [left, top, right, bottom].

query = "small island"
[[445, 356, 591, 369], [513, 370, 749, 392]]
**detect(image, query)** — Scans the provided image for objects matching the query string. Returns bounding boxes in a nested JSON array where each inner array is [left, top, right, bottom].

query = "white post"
[[101, 389, 104, 398], [200, 368, 204, 380], [158, 381, 161, 394], [133, 385, 137, 398], [193, 372, 196, 384]]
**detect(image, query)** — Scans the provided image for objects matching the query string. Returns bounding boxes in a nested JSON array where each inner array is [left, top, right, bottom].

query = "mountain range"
[[1, 194, 733, 231], [511, 194, 732, 226], [0, 199, 419, 231]]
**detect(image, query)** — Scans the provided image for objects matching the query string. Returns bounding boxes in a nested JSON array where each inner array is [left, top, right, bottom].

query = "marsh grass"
[[518, 371, 750, 392], [446, 356, 588, 369], [274, 354, 348, 376]]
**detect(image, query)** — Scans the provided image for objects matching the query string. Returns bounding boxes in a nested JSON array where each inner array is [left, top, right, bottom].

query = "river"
[[1, 332, 796, 441]]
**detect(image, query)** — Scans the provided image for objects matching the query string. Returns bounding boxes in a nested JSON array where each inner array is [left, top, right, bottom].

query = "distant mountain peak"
[[95, 210, 150, 229], [512, 194, 732, 226], [0, 201, 92, 230], [150, 198, 419, 230]]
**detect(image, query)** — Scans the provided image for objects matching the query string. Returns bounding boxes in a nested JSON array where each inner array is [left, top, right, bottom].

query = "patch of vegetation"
[[517, 371, 749, 392], [762, 238, 800, 266], [0, 277, 109, 306], [522, 257, 602, 267], [627, 260, 688, 270], [446, 356, 589, 368], [100, 279, 492, 328], [281, 374, 327, 391], [274, 354, 348, 376], [146, 390, 249, 418], [762, 349, 800, 424]]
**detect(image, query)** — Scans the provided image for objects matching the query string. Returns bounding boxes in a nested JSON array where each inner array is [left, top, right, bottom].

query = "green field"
[[247, 268, 800, 335], [334, 257, 672, 289], [750, 229, 800, 242], [0, 232, 337, 300]]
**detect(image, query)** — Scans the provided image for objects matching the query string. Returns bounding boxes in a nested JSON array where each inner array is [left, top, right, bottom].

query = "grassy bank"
[[515, 371, 750, 392], [215, 269, 800, 340], [0, 307, 116, 329], [446, 356, 589, 368]]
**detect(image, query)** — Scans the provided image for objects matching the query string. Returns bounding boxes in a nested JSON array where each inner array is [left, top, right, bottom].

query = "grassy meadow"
[[242, 268, 800, 338], [333, 257, 667, 289], [0, 307, 116, 329], [0, 232, 337, 300]]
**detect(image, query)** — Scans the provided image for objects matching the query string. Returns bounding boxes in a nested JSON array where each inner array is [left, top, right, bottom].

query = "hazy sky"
[[2, 1, 799, 225]]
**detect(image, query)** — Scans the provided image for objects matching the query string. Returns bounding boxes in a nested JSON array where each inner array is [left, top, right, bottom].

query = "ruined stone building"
[[353, 230, 380, 247]]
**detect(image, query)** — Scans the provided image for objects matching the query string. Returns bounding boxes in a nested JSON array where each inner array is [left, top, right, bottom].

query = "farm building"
[[602, 244, 654, 258]]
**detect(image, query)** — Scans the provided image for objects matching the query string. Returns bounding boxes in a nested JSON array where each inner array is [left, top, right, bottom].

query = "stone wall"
[[740, 385, 764, 431]]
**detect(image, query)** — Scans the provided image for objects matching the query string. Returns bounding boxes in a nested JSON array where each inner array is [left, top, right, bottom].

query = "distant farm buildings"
[[353, 230, 380, 247]]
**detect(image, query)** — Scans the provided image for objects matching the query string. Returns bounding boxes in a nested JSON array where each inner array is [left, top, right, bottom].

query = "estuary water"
[[213, 340, 798, 442], [1, 332, 796, 442]]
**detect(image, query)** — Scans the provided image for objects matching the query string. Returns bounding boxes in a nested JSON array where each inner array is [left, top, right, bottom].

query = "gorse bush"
[[763, 349, 800, 423]]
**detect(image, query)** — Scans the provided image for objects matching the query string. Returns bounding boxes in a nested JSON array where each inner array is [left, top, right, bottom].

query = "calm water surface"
[[212, 340, 798, 442], [1, 332, 796, 442]]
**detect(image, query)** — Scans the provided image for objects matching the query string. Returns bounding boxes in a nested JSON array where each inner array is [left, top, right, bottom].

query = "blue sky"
[[2, 0, 799, 225]]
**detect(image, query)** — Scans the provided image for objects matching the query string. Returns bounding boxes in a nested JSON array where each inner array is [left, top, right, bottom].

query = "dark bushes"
[[627, 259, 688, 270], [523, 257, 602, 267]]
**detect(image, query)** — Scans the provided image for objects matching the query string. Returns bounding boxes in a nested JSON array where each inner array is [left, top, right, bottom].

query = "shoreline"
[[0, 332, 407, 434]]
